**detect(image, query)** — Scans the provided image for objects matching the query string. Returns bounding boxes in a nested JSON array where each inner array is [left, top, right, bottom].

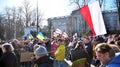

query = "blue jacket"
[[106, 52, 120, 67]]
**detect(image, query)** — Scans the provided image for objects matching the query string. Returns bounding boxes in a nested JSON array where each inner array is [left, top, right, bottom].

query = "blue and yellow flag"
[[36, 32, 45, 41], [27, 34, 33, 39]]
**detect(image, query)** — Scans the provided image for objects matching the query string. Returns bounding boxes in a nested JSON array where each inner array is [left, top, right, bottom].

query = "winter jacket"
[[33, 56, 53, 67], [55, 44, 65, 61], [0, 52, 18, 67], [85, 42, 93, 60], [0, 48, 2, 58], [70, 47, 88, 62], [106, 52, 120, 67]]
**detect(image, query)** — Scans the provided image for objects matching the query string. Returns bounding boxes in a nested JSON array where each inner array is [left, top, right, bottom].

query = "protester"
[[32, 45, 53, 67], [70, 41, 88, 67], [83, 37, 93, 67], [0, 43, 18, 67], [44, 38, 51, 56], [50, 40, 58, 58], [95, 43, 120, 67], [55, 39, 66, 67], [0, 43, 3, 59]]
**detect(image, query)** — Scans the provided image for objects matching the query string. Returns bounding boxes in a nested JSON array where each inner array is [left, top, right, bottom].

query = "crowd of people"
[[0, 34, 120, 67]]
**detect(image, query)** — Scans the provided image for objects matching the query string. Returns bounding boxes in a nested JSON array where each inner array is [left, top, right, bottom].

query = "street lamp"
[[36, 0, 39, 33]]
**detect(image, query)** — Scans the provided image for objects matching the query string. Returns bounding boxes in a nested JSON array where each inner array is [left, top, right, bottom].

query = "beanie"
[[34, 46, 48, 57]]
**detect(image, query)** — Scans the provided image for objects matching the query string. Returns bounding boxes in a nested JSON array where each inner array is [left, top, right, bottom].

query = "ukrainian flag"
[[27, 34, 33, 39], [37, 32, 45, 41]]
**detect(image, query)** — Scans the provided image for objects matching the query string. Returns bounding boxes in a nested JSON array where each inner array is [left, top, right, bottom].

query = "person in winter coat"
[[0, 43, 18, 67], [32, 45, 53, 67], [50, 40, 58, 58], [70, 41, 88, 67], [95, 43, 120, 67], [106, 52, 120, 67], [83, 37, 93, 67], [55, 39, 66, 67]]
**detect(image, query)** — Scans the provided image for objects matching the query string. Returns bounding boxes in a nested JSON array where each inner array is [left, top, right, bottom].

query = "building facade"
[[48, 10, 120, 37], [103, 10, 120, 33], [47, 10, 89, 37]]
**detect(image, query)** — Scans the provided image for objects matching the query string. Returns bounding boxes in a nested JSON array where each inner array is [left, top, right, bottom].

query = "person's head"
[[2, 43, 14, 53], [75, 40, 85, 49], [57, 39, 63, 45], [95, 43, 115, 65], [34, 46, 48, 59], [24, 42, 28, 46], [83, 37, 91, 44]]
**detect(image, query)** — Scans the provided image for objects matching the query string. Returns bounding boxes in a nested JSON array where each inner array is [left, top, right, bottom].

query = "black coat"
[[0, 52, 18, 67], [70, 47, 88, 62], [33, 56, 53, 67], [0, 48, 2, 58]]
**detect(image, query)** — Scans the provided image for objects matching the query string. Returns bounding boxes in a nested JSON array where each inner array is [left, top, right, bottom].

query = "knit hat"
[[34, 46, 48, 57]]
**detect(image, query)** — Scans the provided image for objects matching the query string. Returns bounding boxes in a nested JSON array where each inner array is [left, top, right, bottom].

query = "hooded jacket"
[[106, 52, 120, 67]]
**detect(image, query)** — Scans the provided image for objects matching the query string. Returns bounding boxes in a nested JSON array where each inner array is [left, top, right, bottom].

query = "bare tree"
[[69, 0, 104, 9], [30, 8, 43, 27], [4, 7, 13, 39], [0, 7, 25, 39], [0, 15, 4, 39], [37, 10, 44, 31], [22, 0, 32, 27], [22, 0, 44, 32], [16, 7, 24, 38], [69, 0, 91, 9], [11, 7, 17, 38]]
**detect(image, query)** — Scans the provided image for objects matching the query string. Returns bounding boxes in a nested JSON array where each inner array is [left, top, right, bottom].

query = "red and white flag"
[[79, 1, 107, 36], [62, 32, 68, 38], [55, 28, 63, 34], [53, 32, 59, 37]]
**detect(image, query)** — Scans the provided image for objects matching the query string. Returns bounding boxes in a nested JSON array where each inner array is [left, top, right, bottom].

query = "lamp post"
[[36, 0, 39, 33]]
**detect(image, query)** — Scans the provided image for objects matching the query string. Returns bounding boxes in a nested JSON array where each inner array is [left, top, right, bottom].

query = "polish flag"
[[79, 1, 107, 36]]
